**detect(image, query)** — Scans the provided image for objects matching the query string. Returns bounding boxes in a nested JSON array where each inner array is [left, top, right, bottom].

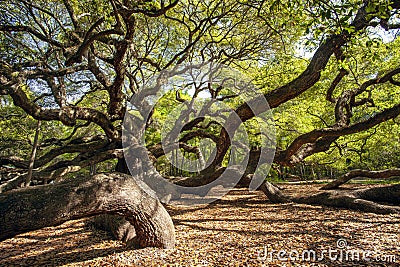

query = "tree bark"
[[0, 173, 26, 194], [91, 214, 137, 244], [115, 158, 130, 174], [0, 172, 175, 248], [260, 182, 400, 214], [259, 181, 291, 203], [320, 169, 400, 190]]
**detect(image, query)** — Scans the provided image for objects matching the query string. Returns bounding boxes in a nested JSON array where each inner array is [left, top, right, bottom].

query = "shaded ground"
[[0, 185, 399, 266]]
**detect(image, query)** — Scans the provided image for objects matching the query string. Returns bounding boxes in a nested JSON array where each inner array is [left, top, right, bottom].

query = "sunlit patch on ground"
[[0, 186, 399, 266]]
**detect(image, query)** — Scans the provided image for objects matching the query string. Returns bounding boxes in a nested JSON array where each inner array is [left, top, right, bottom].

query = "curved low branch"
[[1, 136, 108, 175], [259, 181, 291, 203], [34, 137, 109, 168], [260, 181, 400, 214], [0, 172, 175, 248], [321, 169, 400, 190], [38, 146, 123, 180], [0, 145, 123, 193]]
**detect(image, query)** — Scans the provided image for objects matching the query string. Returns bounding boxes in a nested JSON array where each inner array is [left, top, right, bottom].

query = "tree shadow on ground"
[[1, 188, 399, 266], [0, 220, 131, 266]]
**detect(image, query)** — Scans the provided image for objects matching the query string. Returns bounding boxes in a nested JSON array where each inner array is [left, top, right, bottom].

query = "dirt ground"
[[0, 184, 399, 267]]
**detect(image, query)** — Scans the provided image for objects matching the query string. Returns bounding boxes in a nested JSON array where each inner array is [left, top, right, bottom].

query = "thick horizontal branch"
[[35, 137, 109, 168], [149, 142, 202, 159], [0, 173, 175, 248], [260, 181, 400, 214], [275, 103, 400, 164], [39, 146, 123, 181], [3, 82, 118, 140], [321, 169, 400, 190], [0, 143, 123, 193]]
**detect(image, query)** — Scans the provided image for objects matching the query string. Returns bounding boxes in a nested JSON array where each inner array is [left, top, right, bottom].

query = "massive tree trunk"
[[115, 158, 130, 174], [91, 214, 137, 245], [92, 157, 136, 246], [320, 169, 400, 190], [260, 181, 400, 214], [0, 172, 175, 249]]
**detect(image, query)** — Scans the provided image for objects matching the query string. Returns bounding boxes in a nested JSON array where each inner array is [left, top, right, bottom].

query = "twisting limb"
[[321, 169, 400, 190], [0, 173, 175, 248], [207, 0, 382, 170], [260, 181, 400, 214]]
